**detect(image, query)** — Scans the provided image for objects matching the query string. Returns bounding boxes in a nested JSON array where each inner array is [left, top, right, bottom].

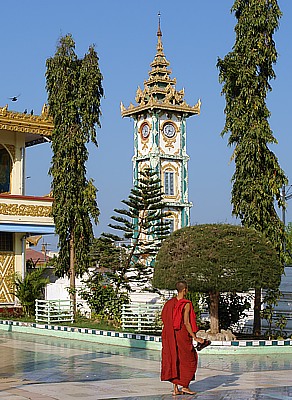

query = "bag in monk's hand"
[[196, 339, 211, 351]]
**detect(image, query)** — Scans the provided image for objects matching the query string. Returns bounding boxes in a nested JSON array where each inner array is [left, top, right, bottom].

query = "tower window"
[[0, 232, 13, 252], [164, 171, 174, 196], [165, 218, 174, 233]]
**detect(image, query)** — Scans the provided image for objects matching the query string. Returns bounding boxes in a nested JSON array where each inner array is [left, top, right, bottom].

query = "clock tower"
[[121, 18, 200, 233]]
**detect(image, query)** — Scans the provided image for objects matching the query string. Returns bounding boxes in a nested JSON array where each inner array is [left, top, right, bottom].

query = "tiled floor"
[[0, 331, 291, 399]]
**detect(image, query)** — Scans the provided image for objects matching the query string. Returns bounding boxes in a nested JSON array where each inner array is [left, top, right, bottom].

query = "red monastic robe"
[[161, 297, 198, 387]]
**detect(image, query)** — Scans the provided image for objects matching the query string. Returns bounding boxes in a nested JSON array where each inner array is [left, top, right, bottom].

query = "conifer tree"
[[46, 34, 103, 313], [103, 167, 170, 290], [217, 0, 287, 334]]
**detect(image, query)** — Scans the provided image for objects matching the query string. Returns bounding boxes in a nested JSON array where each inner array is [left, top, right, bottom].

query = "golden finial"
[[157, 11, 163, 53], [157, 11, 162, 37]]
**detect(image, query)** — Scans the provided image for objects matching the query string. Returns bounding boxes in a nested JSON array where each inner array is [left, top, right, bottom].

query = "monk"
[[161, 281, 204, 396]]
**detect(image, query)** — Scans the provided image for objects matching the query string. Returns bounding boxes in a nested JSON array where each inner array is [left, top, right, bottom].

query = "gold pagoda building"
[[0, 104, 54, 305]]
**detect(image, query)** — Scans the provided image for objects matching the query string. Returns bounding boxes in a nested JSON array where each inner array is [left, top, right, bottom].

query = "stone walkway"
[[0, 331, 291, 399]]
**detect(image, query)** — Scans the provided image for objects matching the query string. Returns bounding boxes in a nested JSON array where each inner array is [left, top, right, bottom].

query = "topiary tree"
[[153, 224, 282, 333]]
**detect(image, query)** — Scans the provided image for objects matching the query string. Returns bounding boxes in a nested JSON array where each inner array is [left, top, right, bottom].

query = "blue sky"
[[1, 1, 292, 251]]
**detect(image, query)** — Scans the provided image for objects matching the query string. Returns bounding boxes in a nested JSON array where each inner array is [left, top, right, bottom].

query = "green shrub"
[[14, 269, 49, 316], [79, 272, 129, 324]]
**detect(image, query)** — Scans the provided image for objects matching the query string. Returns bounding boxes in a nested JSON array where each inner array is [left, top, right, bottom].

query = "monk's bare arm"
[[183, 303, 204, 343]]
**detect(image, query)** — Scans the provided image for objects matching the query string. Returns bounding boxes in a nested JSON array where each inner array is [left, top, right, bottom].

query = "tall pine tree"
[[217, 0, 287, 334], [46, 34, 103, 314], [103, 167, 170, 290]]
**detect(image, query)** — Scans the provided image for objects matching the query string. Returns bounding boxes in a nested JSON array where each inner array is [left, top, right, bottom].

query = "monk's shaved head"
[[175, 281, 188, 293]]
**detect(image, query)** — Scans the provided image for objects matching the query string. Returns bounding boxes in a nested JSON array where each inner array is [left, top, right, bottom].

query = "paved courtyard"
[[0, 331, 292, 399]]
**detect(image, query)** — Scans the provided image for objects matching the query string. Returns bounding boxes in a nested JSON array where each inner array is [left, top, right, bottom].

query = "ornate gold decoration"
[[0, 104, 53, 137], [0, 104, 8, 114], [0, 203, 52, 217], [41, 103, 49, 118], [163, 136, 176, 149], [0, 253, 15, 303], [139, 162, 150, 172], [121, 25, 201, 118], [26, 235, 42, 246], [163, 162, 179, 173], [141, 141, 149, 151], [44, 190, 53, 197]]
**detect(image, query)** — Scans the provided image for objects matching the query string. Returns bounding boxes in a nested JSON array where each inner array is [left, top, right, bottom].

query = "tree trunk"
[[253, 287, 261, 336], [209, 290, 220, 334], [69, 234, 76, 319]]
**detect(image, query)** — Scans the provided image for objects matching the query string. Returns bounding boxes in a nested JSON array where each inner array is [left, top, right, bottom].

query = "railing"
[[268, 291, 292, 335], [121, 302, 162, 333], [35, 299, 74, 324], [234, 290, 292, 335]]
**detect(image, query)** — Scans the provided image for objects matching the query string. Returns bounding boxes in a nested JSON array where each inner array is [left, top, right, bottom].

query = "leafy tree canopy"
[[284, 222, 292, 266], [46, 34, 103, 278], [153, 224, 282, 293], [217, 0, 286, 252]]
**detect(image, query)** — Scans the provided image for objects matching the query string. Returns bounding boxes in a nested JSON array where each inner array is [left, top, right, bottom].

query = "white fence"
[[121, 303, 163, 333], [35, 299, 74, 324], [265, 290, 292, 335]]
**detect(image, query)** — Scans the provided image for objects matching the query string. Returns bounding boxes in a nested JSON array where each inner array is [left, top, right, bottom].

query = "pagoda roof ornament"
[[0, 103, 53, 147], [156, 11, 163, 55], [121, 14, 201, 118]]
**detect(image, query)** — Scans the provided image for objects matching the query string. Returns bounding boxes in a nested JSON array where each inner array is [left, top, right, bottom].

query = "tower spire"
[[120, 15, 201, 118], [157, 12, 162, 36], [157, 12, 163, 53]]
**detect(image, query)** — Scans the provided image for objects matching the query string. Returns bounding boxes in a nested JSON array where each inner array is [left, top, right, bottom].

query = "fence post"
[[138, 303, 141, 332], [35, 299, 38, 321], [48, 301, 50, 324], [121, 304, 125, 330]]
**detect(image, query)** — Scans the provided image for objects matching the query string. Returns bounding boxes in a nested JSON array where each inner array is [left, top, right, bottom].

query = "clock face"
[[163, 123, 176, 138], [141, 123, 150, 139]]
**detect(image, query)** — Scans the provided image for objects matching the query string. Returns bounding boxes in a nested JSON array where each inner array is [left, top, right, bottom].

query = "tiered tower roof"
[[121, 18, 201, 117]]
